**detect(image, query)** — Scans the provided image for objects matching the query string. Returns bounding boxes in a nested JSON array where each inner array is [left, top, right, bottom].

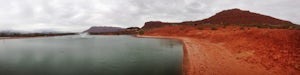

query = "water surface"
[[0, 35, 183, 75]]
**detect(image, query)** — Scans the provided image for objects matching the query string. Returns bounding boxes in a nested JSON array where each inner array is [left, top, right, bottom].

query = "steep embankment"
[[143, 26, 300, 75]]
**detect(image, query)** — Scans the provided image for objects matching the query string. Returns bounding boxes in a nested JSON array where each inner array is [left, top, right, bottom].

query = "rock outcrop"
[[84, 26, 125, 33]]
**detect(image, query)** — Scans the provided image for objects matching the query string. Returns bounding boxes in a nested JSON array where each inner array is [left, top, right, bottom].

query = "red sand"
[[141, 26, 300, 75]]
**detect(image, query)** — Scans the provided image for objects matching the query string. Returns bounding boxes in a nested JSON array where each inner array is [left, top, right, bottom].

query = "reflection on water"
[[0, 35, 183, 75]]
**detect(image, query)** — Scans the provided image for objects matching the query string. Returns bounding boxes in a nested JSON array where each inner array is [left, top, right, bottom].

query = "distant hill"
[[142, 21, 174, 29], [142, 8, 297, 29], [83, 26, 125, 33], [0, 30, 76, 37]]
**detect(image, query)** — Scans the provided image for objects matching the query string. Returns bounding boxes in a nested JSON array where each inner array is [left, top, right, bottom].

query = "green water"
[[0, 35, 183, 75]]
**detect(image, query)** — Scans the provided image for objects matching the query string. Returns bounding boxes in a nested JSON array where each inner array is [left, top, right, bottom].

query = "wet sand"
[[137, 35, 279, 75]]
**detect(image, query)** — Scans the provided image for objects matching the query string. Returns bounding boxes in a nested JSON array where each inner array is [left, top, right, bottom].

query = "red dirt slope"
[[144, 26, 300, 75], [197, 8, 294, 25], [142, 8, 297, 29]]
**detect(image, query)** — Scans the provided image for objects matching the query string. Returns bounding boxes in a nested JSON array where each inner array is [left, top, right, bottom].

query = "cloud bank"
[[0, 0, 299, 32]]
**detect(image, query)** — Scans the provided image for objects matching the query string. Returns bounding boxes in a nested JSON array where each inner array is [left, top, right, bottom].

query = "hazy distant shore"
[[0, 36, 49, 40], [0, 33, 77, 40]]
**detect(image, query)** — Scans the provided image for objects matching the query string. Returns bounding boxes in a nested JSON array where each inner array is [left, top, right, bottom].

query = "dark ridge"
[[83, 26, 125, 33]]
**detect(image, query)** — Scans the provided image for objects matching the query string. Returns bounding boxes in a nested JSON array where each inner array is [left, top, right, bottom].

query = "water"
[[0, 35, 183, 75]]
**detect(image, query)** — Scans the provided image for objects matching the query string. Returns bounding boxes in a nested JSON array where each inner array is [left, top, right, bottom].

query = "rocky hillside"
[[197, 8, 294, 25], [142, 21, 174, 29], [142, 8, 298, 29]]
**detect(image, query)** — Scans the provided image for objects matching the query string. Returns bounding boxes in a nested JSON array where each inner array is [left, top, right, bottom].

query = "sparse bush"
[[254, 24, 261, 28], [288, 26, 294, 30], [240, 27, 245, 30], [295, 26, 300, 30], [223, 24, 228, 28], [223, 23, 230, 26], [211, 26, 217, 30], [138, 30, 144, 35], [268, 25, 277, 29], [280, 25, 291, 29], [198, 26, 204, 30], [256, 25, 268, 28], [179, 27, 185, 30]]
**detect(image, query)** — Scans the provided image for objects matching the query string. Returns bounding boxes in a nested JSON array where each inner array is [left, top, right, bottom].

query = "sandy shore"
[[137, 35, 280, 75]]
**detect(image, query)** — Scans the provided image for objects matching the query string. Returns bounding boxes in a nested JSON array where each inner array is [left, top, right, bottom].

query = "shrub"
[[179, 27, 185, 30], [240, 27, 245, 30], [211, 26, 217, 30], [138, 30, 144, 35], [198, 26, 204, 30], [288, 26, 294, 30], [256, 25, 268, 28], [223, 24, 228, 28], [255, 25, 262, 28], [268, 25, 277, 29], [295, 26, 300, 30]]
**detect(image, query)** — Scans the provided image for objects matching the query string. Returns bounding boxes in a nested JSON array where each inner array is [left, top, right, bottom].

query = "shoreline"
[[2, 34, 297, 75], [136, 35, 190, 75], [136, 35, 279, 75]]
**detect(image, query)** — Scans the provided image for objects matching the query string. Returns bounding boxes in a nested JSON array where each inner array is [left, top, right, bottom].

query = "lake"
[[0, 35, 183, 75]]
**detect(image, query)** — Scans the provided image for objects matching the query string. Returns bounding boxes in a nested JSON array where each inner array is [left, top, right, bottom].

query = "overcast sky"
[[0, 0, 299, 32]]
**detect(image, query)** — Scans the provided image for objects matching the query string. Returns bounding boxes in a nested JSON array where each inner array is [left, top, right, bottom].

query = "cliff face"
[[142, 21, 193, 29], [142, 21, 171, 29], [197, 8, 294, 25], [141, 8, 296, 29], [84, 26, 125, 33]]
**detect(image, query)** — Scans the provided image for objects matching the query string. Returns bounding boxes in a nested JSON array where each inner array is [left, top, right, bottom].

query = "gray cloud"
[[0, 0, 299, 32]]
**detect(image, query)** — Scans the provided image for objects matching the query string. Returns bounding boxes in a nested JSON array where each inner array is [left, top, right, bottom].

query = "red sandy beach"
[[138, 35, 275, 75], [138, 26, 300, 75]]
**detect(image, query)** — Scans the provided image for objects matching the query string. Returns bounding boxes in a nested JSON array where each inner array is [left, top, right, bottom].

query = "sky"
[[0, 0, 299, 32]]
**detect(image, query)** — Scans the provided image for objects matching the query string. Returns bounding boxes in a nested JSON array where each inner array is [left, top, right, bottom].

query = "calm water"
[[0, 35, 183, 75]]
